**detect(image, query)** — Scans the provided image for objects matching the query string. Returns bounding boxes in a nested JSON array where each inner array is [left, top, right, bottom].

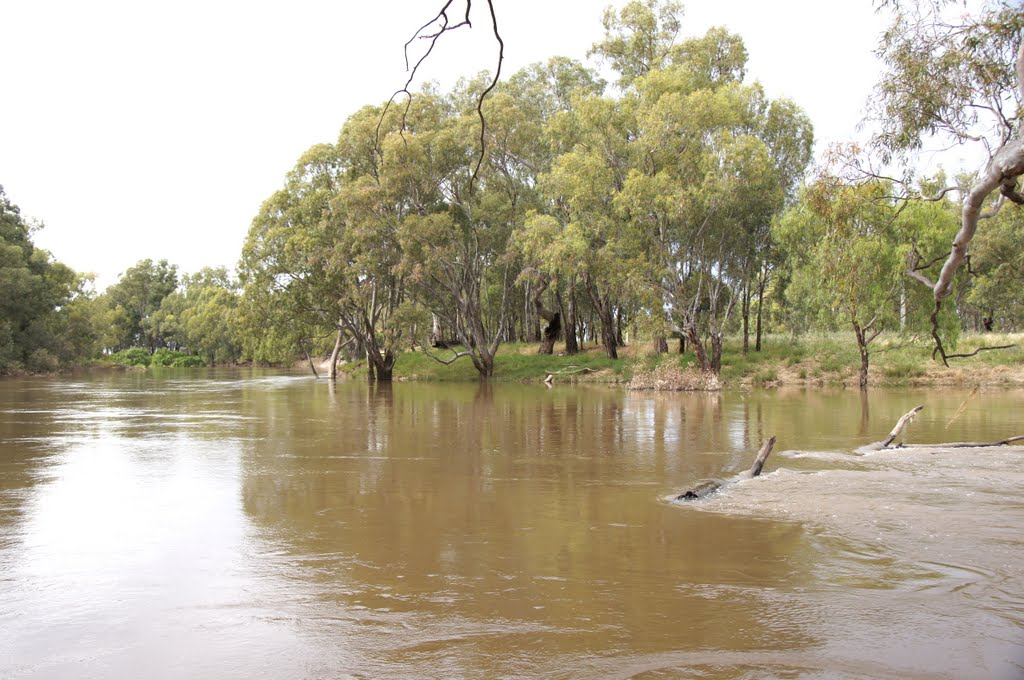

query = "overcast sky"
[[1, 0, 954, 289]]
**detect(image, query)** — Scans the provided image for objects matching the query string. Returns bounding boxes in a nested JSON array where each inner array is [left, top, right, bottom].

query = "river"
[[1, 370, 1022, 679]]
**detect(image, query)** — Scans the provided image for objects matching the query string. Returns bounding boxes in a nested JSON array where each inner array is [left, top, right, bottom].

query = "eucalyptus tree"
[[396, 82, 540, 377], [239, 142, 347, 371], [504, 58, 606, 353], [105, 258, 178, 352], [962, 205, 1024, 331], [530, 91, 642, 360], [775, 180, 908, 388], [869, 0, 1024, 362], [153, 267, 243, 364], [240, 101, 430, 381], [596, 10, 812, 372], [0, 186, 85, 371]]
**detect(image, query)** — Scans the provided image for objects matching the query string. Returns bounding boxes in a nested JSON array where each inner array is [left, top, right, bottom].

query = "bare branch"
[[943, 344, 1016, 360], [470, 0, 504, 194], [421, 346, 474, 366]]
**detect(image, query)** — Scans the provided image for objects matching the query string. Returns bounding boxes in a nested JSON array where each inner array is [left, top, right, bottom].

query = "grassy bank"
[[336, 332, 1024, 388]]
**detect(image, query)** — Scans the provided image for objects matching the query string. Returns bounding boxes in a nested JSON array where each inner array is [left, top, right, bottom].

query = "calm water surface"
[[0, 370, 1022, 679]]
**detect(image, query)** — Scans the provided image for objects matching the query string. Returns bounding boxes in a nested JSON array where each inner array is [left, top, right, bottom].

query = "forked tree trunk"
[[531, 277, 561, 355], [683, 323, 710, 372], [654, 336, 668, 353]]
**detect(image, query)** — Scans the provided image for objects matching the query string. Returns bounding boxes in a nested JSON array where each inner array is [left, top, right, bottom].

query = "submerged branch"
[[675, 436, 776, 501]]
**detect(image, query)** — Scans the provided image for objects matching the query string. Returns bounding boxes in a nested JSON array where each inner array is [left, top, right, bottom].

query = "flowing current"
[[0, 370, 1021, 679]]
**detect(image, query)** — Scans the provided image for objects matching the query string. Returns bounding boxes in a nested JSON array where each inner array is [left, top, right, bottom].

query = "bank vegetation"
[[2, 1, 1022, 390]]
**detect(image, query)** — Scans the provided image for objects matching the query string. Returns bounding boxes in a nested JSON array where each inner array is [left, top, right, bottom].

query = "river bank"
[[335, 332, 1024, 389]]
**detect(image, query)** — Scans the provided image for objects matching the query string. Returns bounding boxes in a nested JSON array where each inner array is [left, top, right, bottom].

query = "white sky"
[[1, 0, 948, 290]]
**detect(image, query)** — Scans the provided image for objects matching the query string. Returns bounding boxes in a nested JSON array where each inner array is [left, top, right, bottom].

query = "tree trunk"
[[678, 333, 685, 354], [684, 323, 710, 372], [654, 335, 668, 354], [304, 349, 320, 379], [369, 349, 395, 382], [755, 267, 767, 352], [559, 288, 579, 355], [741, 284, 751, 355], [531, 277, 561, 355], [600, 307, 618, 359], [327, 328, 344, 380], [710, 331, 723, 374], [586, 281, 618, 359], [853, 321, 870, 389], [615, 308, 626, 347]]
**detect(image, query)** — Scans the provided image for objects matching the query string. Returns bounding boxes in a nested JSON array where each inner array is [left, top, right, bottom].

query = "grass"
[[334, 332, 1024, 388]]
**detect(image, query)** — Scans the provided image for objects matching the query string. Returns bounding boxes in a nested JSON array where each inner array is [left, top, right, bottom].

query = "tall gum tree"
[[394, 84, 528, 378], [589, 2, 813, 373], [869, 0, 1024, 363]]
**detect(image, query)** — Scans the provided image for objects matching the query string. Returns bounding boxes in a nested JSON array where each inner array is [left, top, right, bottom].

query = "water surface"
[[1, 371, 1022, 678]]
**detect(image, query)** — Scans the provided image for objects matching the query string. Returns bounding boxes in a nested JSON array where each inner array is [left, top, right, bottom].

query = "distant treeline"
[[3, 1, 1021, 381]]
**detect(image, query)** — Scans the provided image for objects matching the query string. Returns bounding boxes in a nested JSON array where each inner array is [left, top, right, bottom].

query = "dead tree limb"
[[860, 404, 1024, 451], [881, 405, 924, 448], [543, 366, 597, 384], [902, 435, 1024, 449], [675, 436, 776, 501], [747, 436, 778, 478], [382, 0, 504, 195]]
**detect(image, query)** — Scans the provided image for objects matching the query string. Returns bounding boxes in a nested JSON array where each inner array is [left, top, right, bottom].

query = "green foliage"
[[963, 207, 1024, 330], [871, 0, 1023, 162], [0, 186, 93, 373], [589, 0, 683, 87], [108, 347, 205, 368], [104, 258, 179, 351], [109, 347, 152, 366]]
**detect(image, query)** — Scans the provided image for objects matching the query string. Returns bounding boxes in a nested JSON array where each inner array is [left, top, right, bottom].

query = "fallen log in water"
[[675, 436, 776, 501], [674, 404, 1023, 503], [858, 405, 1024, 452], [901, 435, 1024, 449], [856, 405, 924, 452]]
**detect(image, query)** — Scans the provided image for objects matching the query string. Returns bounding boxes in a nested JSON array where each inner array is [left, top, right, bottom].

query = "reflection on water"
[[0, 372, 1022, 678]]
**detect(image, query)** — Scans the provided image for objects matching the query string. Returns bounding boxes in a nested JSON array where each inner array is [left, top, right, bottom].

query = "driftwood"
[[676, 436, 776, 501], [881, 405, 924, 448], [856, 405, 924, 452], [859, 405, 1024, 452], [900, 435, 1024, 449]]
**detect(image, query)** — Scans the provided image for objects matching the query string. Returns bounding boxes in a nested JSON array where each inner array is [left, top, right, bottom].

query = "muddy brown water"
[[1, 370, 1022, 679]]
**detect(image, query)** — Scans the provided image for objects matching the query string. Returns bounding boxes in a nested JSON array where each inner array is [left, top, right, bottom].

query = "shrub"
[[109, 347, 151, 366], [150, 347, 179, 366], [27, 349, 60, 373]]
